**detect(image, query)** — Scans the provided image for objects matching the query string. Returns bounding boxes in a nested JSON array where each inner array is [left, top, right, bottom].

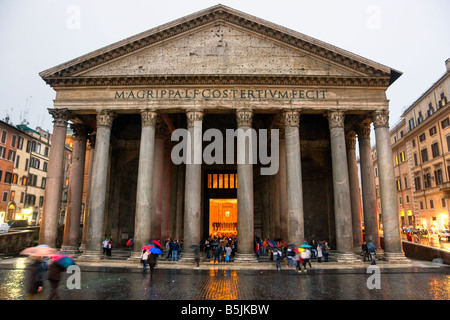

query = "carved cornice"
[[41, 7, 392, 85], [140, 109, 158, 127], [44, 75, 391, 88], [282, 110, 300, 127], [236, 108, 253, 127], [327, 110, 345, 129], [186, 109, 204, 127], [372, 111, 389, 129], [48, 108, 71, 127], [96, 110, 116, 128]]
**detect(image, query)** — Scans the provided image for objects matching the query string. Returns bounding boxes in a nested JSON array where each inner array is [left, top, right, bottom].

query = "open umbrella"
[[126, 238, 134, 246], [51, 254, 75, 268], [148, 240, 162, 248], [268, 240, 277, 247], [20, 245, 58, 257], [148, 247, 162, 255], [142, 245, 155, 251], [300, 244, 312, 248]]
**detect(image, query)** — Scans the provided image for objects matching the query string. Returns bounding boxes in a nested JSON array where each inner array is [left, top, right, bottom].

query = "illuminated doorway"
[[204, 171, 237, 239], [209, 199, 237, 238]]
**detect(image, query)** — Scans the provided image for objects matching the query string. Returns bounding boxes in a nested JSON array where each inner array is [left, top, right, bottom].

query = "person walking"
[[300, 248, 312, 271], [47, 261, 65, 300], [367, 240, 377, 265], [274, 248, 283, 271], [310, 240, 317, 259], [205, 239, 211, 261], [141, 249, 150, 273], [106, 239, 113, 257], [286, 247, 295, 267], [26, 256, 44, 295], [102, 238, 109, 255], [148, 252, 157, 279], [165, 239, 171, 260], [225, 245, 232, 263], [362, 241, 370, 262], [317, 243, 323, 263], [171, 239, 179, 262], [214, 243, 222, 263], [323, 241, 330, 262]]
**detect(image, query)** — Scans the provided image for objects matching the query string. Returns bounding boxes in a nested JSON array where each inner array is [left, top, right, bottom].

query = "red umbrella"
[[142, 245, 154, 251], [126, 238, 134, 246], [150, 240, 162, 248]]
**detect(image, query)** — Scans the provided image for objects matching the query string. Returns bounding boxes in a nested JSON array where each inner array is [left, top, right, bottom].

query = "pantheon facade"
[[38, 5, 407, 263]]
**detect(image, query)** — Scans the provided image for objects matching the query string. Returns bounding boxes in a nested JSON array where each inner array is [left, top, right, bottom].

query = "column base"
[[334, 252, 362, 263], [383, 252, 410, 264], [77, 250, 104, 261], [128, 251, 143, 261], [78, 244, 86, 252], [59, 245, 80, 255], [234, 253, 258, 263], [179, 253, 196, 263]]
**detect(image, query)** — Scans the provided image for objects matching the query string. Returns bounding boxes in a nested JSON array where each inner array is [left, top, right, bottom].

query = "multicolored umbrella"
[[126, 238, 134, 246], [267, 240, 277, 247], [20, 245, 58, 257], [300, 244, 312, 248], [51, 254, 76, 268]]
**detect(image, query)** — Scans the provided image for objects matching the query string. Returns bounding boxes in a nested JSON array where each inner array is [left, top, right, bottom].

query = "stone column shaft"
[[373, 111, 407, 262], [328, 111, 358, 261], [235, 108, 257, 262], [80, 136, 95, 252], [131, 110, 157, 259], [357, 123, 380, 248], [80, 110, 116, 259], [39, 109, 70, 247], [278, 137, 288, 240], [181, 110, 203, 261], [283, 110, 305, 246], [61, 124, 88, 253], [346, 132, 363, 250]]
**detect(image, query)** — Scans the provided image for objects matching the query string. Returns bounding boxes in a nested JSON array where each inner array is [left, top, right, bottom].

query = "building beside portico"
[[38, 5, 407, 263]]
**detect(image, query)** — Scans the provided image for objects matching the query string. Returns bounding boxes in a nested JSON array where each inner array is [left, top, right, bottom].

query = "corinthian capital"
[[96, 110, 116, 128], [70, 123, 89, 141], [357, 122, 372, 140], [186, 109, 204, 127], [372, 111, 389, 128], [236, 108, 253, 127], [282, 109, 300, 127], [345, 132, 356, 149], [141, 109, 158, 127], [48, 108, 71, 127], [327, 110, 345, 129]]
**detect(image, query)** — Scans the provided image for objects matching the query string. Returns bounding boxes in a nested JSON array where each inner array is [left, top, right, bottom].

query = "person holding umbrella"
[[20, 245, 58, 296], [47, 254, 76, 300], [141, 249, 150, 273]]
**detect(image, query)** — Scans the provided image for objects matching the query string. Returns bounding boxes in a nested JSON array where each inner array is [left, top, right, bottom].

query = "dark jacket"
[[148, 253, 157, 265], [47, 262, 65, 282]]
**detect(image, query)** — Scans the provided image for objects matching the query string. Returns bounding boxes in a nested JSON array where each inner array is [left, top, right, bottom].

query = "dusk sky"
[[1, 0, 449, 142]]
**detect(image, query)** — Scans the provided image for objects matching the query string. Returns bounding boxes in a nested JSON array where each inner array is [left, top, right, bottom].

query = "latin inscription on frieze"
[[114, 88, 327, 100]]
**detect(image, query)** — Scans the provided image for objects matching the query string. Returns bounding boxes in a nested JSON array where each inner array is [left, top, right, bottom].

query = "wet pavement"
[[0, 257, 449, 301]]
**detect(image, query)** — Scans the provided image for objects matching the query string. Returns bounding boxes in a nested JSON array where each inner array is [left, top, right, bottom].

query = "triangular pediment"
[[77, 23, 361, 78], [40, 4, 401, 87]]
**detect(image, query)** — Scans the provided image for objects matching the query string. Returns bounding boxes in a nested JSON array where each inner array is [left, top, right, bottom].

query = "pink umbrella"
[[20, 245, 58, 257]]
